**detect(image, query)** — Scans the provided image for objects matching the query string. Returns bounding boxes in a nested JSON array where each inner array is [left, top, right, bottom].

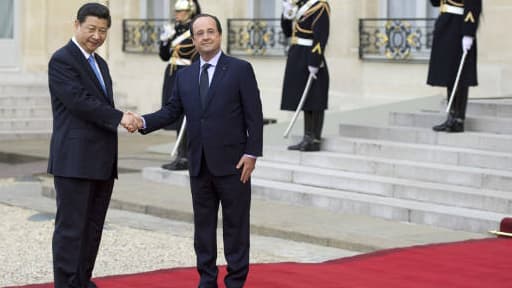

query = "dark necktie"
[[88, 55, 107, 95], [200, 63, 211, 109]]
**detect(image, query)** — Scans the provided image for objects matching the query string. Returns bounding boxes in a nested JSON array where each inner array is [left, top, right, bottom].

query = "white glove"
[[308, 66, 319, 79], [462, 36, 474, 52], [160, 23, 176, 42], [282, 0, 297, 20]]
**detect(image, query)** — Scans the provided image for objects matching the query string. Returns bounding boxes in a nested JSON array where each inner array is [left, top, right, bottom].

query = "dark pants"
[[189, 155, 251, 288], [304, 110, 324, 140], [52, 176, 114, 288], [447, 86, 469, 119]]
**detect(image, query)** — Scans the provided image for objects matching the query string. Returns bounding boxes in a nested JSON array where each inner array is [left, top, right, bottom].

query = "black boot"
[[445, 118, 464, 133], [433, 116, 464, 133], [162, 128, 189, 170], [288, 112, 312, 150], [299, 135, 320, 151], [432, 115, 454, 132], [288, 138, 307, 150], [162, 157, 188, 170]]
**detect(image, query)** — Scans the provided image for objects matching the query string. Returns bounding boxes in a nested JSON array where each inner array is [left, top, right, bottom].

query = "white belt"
[[169, 57, 192, 66], [291, 37, 313, 47], [440, 4, 464, 15]]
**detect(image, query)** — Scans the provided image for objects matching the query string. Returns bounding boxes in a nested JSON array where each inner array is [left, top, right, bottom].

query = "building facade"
[[2, 0, 512, 122]]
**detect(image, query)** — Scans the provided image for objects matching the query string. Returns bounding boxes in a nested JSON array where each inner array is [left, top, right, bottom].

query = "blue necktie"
[[88, 55, 107, 95], [200, 63, 211, 109]]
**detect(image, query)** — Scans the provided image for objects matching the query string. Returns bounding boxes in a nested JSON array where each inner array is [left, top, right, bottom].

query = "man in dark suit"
[[133, 14, 263, 288], [47, 3, 137, 287]]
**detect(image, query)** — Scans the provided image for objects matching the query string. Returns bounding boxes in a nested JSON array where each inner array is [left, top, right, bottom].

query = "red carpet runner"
[[11, 238, 512, 288]]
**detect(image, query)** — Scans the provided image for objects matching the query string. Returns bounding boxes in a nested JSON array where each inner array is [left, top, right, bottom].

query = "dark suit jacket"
[[142, 53, 264, 177], [47, 40, 123, 180]]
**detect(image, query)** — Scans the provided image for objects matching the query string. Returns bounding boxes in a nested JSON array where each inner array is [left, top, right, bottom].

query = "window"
[[0, 0, 14, 38], [384, 0, 438, 18], [250, 0, 281, 18], [141, 0, 172, 19]]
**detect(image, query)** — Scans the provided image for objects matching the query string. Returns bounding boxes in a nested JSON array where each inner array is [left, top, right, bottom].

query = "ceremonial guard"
[[428, 0, 481, 132], [281, 0, 330, 151], [159, 0, 200, 170]]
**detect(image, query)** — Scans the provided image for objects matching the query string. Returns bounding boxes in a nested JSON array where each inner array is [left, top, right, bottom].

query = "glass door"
[[0, 0, 19, 68]]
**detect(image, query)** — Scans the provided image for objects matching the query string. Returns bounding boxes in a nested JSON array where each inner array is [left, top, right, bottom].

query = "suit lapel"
[[95, 56, 114, 105], [204, 53, 228, 110], [191, 61, 201, 109], [67, 41, 112, 105]]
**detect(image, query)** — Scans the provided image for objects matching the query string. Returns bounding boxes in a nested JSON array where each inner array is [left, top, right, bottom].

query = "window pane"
[[0, 0, 14, 38], [388, 0, 416, 18], [254, 0, 276, 18]]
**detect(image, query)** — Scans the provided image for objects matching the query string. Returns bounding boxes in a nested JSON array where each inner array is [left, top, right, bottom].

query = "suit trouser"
[[52, 176, 114, 288], [190, 155, 251, 288]]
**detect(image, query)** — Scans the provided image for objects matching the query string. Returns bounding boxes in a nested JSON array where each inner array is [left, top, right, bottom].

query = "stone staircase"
[[143, 99, 512, 233], [0, 72, 136, 140], [0, 73, 52, 140]]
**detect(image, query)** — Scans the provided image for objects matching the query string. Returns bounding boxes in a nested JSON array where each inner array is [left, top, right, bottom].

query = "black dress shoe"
[[287, 139, 306, 150], [162, 157, 189, 170], [445, 119, 464, 132], [300, 140, 321, 152], [432, 118, 464, 133], [432, 118, 452, 132]]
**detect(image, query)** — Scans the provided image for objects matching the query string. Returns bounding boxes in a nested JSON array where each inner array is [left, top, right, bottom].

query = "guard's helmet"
[[174, 0, 199, 20]]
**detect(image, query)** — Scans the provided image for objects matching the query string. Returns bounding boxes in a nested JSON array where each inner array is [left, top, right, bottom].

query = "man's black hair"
[[189, 14, 222, 36], [77, 3, 111, 28]]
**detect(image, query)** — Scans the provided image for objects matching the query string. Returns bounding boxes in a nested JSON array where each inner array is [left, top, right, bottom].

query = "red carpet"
[[10, 238, 512, 288]]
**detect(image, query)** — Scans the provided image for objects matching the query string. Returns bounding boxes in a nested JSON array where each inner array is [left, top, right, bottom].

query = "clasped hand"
[[120, 111, 143, 133]]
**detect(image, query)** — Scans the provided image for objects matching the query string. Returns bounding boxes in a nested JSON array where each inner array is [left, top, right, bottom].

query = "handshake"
[[120, 111, 144, 133]]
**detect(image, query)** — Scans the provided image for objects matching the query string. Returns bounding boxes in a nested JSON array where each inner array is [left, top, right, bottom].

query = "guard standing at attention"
[[159, 0, 201, 169], [428, 0, 481, 133], [281, 0, 330, 152]]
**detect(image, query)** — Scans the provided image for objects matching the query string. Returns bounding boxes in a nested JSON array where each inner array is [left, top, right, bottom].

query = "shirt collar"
[[71, 36, 94, 60], [200, 50, 222, 68]]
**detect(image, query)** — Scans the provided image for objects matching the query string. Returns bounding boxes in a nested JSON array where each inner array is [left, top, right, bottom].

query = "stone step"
[[0, 130, 51, 140], [434, 99, 512, 118], [262, 147, 512, 191], [0, 95, 50, 106], [0, 106, 52, 118], [389, 111, 512, 134], [320, 136, 512, 171], [0, 84, 50, 97], [466, 99, 512, 118], [144, 160, 512, 214], [337, 123, 512, 153], [254, 159, 512, 210], [142, 167, 507, 233], [0, 118, 52, 131]]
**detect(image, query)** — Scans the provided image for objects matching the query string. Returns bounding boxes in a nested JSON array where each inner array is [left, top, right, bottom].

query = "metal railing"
[[122, 17, 435, 62], [359, 18, 435, 62], [227, 18, 289, 57], [122, 18, 289, 57], [122, 19, 172, 54]]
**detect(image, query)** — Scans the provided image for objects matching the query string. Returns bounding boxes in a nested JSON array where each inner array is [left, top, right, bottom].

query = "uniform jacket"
[[142, 53, 264, 177], [427, 0, 481, 87], [47, 40, 123, 180], [281, 0, 330, 111]]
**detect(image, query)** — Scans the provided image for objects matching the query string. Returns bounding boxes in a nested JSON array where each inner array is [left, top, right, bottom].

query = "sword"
[[283, 72, 316, 138], [446, 50, 468, 113], [171, 117, 186, 157]]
